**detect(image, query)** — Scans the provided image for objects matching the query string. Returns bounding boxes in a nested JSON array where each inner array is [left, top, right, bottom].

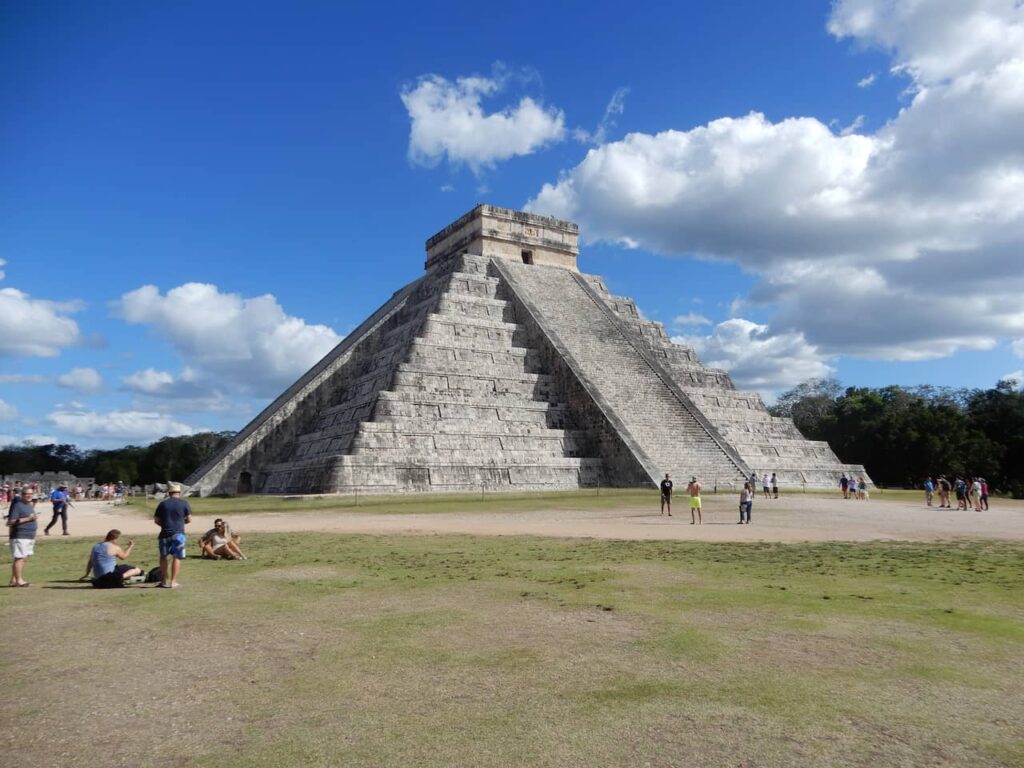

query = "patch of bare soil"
[[62, 495, 1024, 544]]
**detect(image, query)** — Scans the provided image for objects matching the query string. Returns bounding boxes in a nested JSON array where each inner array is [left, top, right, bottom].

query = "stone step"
[[261, 455, 605, 493], [406, 338, 539, 370], [374, 391, 573, 427], [446, 272, 502, 299], [287, 421, 590, 461], [380, 385, 557, 405], [357, 421, 585, 438], [351, 431, 586, 453], [349, 446, 586, 462]]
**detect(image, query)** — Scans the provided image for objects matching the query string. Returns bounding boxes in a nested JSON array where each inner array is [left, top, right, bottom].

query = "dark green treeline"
[[0, 432, 234, 486], [769, 379, 1024, 495]]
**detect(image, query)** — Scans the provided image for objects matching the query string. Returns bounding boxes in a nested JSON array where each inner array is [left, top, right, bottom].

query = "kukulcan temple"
[[186, 205, 867, 496]]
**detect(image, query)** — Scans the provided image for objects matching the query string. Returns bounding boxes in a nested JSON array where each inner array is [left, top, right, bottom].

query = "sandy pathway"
[[46, 494, 1024, 544]]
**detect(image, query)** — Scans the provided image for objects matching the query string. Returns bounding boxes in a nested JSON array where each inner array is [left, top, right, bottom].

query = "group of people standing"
[[659, 472, 768, 525], [923, 476, 989, 510], [659, 473, 706, 524], [7, 481, 246, 589], [839, 474, 870, 500]]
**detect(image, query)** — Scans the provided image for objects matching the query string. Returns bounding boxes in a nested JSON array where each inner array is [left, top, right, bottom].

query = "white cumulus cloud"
[[116, 283, 343, 398], [674, 319, 834, 394], [0, 268, 84, 356], [401, 72, 566, 172], [672, 312, 712, 327], [56, 367, 103, 394], [0, 399, 17, 421], [47, 407, 197, 442], [528, 0, 1024, 365], [0, 374, 47, 384]]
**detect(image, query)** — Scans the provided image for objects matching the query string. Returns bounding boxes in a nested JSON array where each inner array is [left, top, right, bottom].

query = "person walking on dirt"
[[660, 473, 673, 516], [44, 484, 73, 536], [687, 477, 702, 525]]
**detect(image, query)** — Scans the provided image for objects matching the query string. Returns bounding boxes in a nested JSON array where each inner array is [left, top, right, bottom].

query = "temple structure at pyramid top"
[[424, 204, 580, 271], [186, 205, 868, 496]]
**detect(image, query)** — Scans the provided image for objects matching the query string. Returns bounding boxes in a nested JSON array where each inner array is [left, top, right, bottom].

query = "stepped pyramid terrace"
[[186, 205, 868, 496]]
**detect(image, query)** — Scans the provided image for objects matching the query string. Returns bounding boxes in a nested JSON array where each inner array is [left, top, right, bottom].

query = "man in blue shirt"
[[7, 487, 38, 587], [44, 484, 73, 536], [153, 482, 192, 589]]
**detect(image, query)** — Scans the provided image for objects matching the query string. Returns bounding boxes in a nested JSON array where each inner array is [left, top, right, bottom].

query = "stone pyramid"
[[186, 205, 867, 495]]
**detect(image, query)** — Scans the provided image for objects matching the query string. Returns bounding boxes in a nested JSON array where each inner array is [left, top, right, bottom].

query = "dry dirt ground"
[[63, 492, 1024, 543]]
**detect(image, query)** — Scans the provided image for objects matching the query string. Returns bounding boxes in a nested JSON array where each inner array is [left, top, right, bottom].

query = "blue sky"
[[2, 1, 1023, 447]]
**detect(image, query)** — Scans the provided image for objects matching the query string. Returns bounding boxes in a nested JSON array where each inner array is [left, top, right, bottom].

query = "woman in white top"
[[738, 482, 753, 524], [199, 519, 247, 560]]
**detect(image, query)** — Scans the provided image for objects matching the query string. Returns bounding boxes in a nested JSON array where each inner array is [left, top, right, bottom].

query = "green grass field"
[[3, 532, 1022, 767]]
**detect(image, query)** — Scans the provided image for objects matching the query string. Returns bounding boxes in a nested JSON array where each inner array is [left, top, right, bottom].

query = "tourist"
[[849, 476, 858, 499], [954, 477, 967, 510], [840, 474, 850, 499], [738, 482, 752, 524], [771, 472, 780, 499], [923, 476, 934, 507], [659, 473, 673, 516], [82, 529, 143, 588], [857, 477, 869, 501], [980, 478, 990, 510], [938, 476, 951, 507], [153, 482, 192, 589], [970, 478, 982, 511], [687, 476, 702, 525], [44, 484, 73, 536], [761, 472, 770, 500], [7, 487, 38, 587], [199, 519, 247, 560]]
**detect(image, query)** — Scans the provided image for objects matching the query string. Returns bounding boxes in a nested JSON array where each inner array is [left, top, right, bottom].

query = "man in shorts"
[[7, 487, 38, 587], [660, 473, 673, 516], [154, 482, 192, 589], [687, 476, 702, 525], [83, 529, 143, 588]]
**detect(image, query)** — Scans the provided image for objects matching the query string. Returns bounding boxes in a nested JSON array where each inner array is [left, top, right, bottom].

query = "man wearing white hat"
[[153, 482, 192, 588]]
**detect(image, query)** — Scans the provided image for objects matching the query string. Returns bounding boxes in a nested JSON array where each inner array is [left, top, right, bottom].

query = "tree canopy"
[[768, 379, 1024, 495], [0, 431, 235, 485]]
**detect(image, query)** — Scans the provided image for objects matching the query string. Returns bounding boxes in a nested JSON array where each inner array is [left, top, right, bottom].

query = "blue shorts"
[[158, 533, 187, 559]]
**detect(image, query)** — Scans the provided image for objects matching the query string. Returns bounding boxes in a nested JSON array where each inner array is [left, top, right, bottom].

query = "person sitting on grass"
[[82, 529, 143, 588], [199, 519, 247, 560]]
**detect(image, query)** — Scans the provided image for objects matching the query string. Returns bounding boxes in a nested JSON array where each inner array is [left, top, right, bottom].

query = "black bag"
[[145, 566, 162, 583]]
